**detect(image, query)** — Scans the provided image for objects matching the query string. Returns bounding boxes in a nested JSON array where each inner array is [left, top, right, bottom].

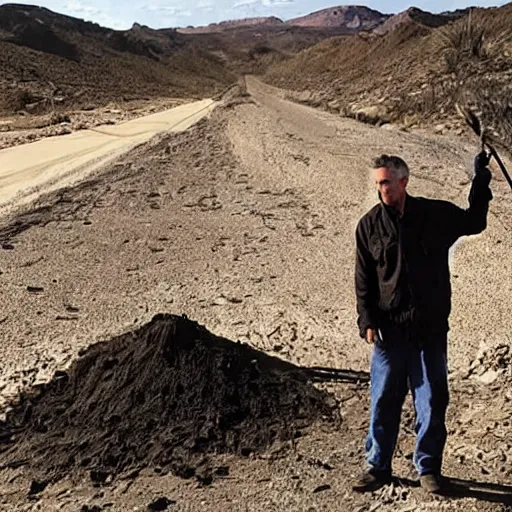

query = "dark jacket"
[[355, 174, 492, 338]]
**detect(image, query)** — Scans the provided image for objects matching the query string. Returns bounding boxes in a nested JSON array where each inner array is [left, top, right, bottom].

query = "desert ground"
[[0, 77, 511, 511]]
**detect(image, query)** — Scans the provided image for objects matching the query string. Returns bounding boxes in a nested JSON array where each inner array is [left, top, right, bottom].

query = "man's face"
[[375, 166, 408, 207]]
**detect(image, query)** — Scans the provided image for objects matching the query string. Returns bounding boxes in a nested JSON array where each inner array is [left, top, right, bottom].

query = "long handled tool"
[[456, 104, 512, 190]]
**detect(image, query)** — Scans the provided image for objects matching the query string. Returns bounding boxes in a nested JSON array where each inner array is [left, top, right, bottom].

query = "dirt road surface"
[[0, 78, 511, 511], [0, 99, 216, 216]]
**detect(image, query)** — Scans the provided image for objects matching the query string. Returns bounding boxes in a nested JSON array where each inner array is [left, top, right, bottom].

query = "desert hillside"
[[0, 4, 237, 116], [263, 4, 512, 154]]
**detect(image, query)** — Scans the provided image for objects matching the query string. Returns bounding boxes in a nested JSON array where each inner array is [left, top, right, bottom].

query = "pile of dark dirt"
[[0, 315, 337, 485]]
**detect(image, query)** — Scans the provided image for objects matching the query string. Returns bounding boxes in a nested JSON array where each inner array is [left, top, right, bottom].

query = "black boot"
[[352, 470, 392, 493]]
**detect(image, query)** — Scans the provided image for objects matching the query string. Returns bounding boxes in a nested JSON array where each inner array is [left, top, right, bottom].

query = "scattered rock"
[[56, 126, 72, 136], [27, 286, 44, 293], [25, 102, 43, 114], [195, 468, 213, 486], [295, 90, 313, 103], [28, 480, 48, 495], [468, 344, 512, 383], [477, 369, 501, 385], [327, 100, 341, 111], [147, 497, 175, 511], [214, 466, 229, 476], [351, 105, 389, 125], [308, 458, 334, 470], [90, 470, 111, 486], [312, 484, 331, 493]]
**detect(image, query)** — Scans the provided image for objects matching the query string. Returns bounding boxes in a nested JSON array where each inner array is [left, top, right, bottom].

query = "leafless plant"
[[439, 10, 487, 73]]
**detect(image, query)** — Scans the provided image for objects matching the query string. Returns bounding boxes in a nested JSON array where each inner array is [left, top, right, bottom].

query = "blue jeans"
[[365, 325, 449, 476]]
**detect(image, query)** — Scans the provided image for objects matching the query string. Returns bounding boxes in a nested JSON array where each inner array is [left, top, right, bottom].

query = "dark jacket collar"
[[379, 192, 410, 223]]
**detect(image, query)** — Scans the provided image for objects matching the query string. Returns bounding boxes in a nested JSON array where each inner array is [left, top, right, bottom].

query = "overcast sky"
[[2, 0, 506, 30]]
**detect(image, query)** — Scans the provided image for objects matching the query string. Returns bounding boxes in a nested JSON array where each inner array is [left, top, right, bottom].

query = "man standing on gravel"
[[353, 153, 492, 494]]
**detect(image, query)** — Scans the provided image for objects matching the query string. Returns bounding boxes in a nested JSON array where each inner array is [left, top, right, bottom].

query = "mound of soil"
[[0, 314, 337, 484]]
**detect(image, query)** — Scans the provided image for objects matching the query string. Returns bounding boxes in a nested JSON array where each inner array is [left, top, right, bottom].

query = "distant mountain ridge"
[[372, 6, 468, 36], [178, 16, 283, 34], [179, 6, 389, 34], [287, 5, 389, 29]]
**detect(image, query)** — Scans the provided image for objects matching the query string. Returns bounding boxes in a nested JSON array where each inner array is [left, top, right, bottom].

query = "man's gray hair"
[[373, 155, 410, 180]]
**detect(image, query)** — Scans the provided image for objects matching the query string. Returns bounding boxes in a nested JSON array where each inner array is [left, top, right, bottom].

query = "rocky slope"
[[263, 3, 512, 154], [0, 4, 233, 115]]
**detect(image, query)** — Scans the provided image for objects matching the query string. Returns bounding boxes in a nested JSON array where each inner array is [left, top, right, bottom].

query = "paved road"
[[0, 99, 216, 215]]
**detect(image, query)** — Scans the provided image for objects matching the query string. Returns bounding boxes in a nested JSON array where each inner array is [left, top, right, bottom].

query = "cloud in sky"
[[139, 3, 192, 17], [233, 0, 259, 8], [262, 0, 295, 6], [197, 0, 214, 9], [61, 0, 127, 28], [3, 0, 505, 29], [233, 0, 294, 8], [65, 0, 100, 15]]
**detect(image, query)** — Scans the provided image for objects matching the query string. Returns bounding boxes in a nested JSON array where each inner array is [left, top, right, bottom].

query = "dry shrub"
[[457, 77, 512, 155], [439, 8, 512, 74], [440, 11, 487, 73], [248, 43, 275, 59], [9, 88, 40, 111], [390, 79, 459, 123]]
